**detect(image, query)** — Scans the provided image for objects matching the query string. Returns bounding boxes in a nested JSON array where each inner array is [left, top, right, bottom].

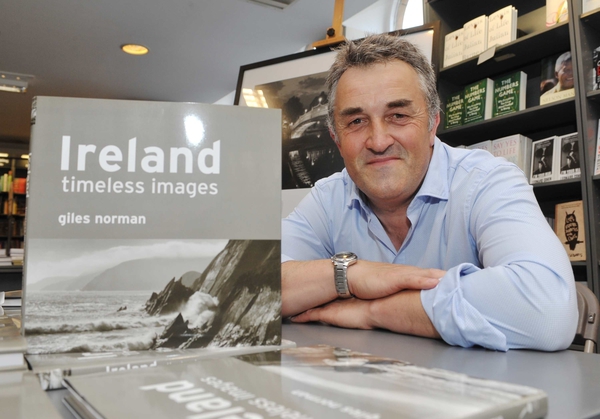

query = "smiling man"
[[281, 34, 578, 352]]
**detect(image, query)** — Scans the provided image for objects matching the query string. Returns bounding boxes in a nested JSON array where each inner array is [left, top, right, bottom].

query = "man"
[[281, 34, 578, 352], [541, 51, 574, 97]]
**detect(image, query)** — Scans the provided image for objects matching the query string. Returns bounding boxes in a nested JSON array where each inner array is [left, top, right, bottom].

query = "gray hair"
[[555, 51, 571, 72], [326, 33, 440, 140]]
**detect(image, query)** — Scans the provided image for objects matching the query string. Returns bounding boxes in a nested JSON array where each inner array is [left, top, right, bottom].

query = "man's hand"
[[290, 290, 441, 339]]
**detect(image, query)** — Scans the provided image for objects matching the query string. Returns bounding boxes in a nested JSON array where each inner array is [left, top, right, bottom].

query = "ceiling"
[[0, 0, 378, 154]]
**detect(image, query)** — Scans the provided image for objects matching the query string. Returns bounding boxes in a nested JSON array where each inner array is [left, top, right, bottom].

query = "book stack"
[[9, 249, 23, 266], [487, 5, 518, 49], [60, 345, 549, 419], [530, 136, 560, 184], [491, 134, 532, 174]]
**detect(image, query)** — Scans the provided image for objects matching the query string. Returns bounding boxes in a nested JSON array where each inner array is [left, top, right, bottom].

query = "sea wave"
[[25, 315, 175, 336]]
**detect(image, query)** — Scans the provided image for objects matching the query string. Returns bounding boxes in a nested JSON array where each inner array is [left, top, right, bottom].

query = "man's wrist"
[[331, 252, 358, 298]]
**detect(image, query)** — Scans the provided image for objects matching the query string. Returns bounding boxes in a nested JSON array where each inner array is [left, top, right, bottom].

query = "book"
[[487, 5, 518, 49], [0, 315, 27, 371], [1, 289, 21, 307], [540, 51, 575, 105], [23, 97, 282, 355], [583, 0, 600, 13], [0, 371, 63, 419], [462, 15, 488, 60], [26, 339, 296, 390], [491, 134, 532, 174], [558, 132, 581, 180], [444, 91, 464, 129], [530, 136, 559, 184], [62, 345, 548, 419], [555, 200, 586, 261], [463, 78, 494, 124], [546, 0, 568, 27], [467, 140, 493, 153], [594, 120, 600, 175], [443, 28, 464, 68], [492, 71, 527, 117], [594, 46, 600, 90]]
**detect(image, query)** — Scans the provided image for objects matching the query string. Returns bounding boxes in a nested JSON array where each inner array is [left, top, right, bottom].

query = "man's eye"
[[349, 118, 363, 126], [391, 113, 405, 120]]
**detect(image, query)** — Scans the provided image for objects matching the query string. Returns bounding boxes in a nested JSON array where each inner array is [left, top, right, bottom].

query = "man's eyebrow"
[[339, 107, 363, 117], [387, 99, 413, 108]]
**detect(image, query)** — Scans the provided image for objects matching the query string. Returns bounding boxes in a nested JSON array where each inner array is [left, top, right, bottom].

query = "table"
[[283, 321, 600, 419]]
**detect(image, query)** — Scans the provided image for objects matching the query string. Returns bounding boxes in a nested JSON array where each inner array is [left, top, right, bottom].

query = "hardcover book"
[[487, 5, 518, 49], [462, 15, 488, 60], [540, 51, 575, 105], [23, 97, 282, 355], [492, 71, 527, 117], [558, 132, 581, 181], [530, 136, 559, 184], [466, 140, 493, 153], [463, 78, 494, 124], [554, 200, 586, 262], [443, 28, 464, 68], [62, 345, 548, 419], [444, 91, 464, 129], [491, 134, 532, 174]]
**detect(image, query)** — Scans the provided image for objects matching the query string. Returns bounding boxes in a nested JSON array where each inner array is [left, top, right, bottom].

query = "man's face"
[[332, 60, 439, 207], [556, 60, 574, 90]]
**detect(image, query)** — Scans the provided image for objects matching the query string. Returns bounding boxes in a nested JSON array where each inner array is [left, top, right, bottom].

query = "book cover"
[[26, 339, 296, 390], [23, 97, 282, 355], [554, 200, 586, 261], [540, 51, 575, 105], [0, 371, 63, 419], [584, 0, 600, 13], [463, 15, 488, 60], [444, 91, 464, 129], [491, 134, 532, 174], [558, 132, 581, 180], [463, 78, 494, 124], [443, 28, 464, 68], [466, 140, 493, 153], [546, 0, 568, 27], [492, 71, 527, 117], [594, 120, 600, 175], [530, 136, 559, 184], [62, 345, 548, 419], [594, 46, 600, 90], [487, 5, 517, 49]]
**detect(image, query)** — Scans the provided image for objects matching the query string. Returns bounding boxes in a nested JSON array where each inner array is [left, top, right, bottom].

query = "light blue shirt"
[[282, 138, 578, 351]]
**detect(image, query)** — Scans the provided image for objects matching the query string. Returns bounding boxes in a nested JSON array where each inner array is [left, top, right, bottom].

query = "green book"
[[492, 71, 527, 117], [463, 78, 493, 124], [444, 91, 464, 129]]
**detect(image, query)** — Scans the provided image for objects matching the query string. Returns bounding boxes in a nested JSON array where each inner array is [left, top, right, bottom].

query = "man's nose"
[[365, 120, 394, 152]]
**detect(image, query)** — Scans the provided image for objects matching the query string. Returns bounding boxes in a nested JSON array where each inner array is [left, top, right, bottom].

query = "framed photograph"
[[234, 22, 440, 215]]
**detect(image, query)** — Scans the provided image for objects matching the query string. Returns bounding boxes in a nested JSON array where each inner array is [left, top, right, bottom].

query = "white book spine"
[[463, 15, 488, 60], [443, 29, 464, 68]]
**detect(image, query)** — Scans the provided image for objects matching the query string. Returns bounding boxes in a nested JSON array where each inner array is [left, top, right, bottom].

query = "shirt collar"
[[345, 136, 449, 210]]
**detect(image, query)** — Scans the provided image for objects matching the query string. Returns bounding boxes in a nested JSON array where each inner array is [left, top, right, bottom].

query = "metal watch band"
[[334, 263, 352, 298]]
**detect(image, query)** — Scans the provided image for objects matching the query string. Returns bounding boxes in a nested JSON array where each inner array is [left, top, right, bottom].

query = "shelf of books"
[[427, 0, 596, 293], [0, 157, 27, 272]]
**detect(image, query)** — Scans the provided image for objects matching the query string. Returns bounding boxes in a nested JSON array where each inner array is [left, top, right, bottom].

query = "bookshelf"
[[425, 0, 596, 293], [0, 157, 27, 257]]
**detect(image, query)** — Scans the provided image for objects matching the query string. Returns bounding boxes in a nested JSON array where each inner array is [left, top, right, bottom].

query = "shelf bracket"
[[311, 0, 346, 48]]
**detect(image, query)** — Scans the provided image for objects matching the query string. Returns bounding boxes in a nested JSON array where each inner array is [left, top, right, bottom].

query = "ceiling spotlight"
[[121, 44, 149, 55], [0, 71, 33, 93]]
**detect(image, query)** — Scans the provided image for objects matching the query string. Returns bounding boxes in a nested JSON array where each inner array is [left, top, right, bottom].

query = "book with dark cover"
[[24, 97, 282, 355], [558, 132, 581, 181], [62, 344, 548, 419], [530, 136, 559, 184], [540, 51, 574, 105], [463, 78, 493, 124], [444, 91, 464, 129], [492, 71, 527, 117]]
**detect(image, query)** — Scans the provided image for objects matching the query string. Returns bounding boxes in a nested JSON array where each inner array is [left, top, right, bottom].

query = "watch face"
[[335, 252, 356, 261]]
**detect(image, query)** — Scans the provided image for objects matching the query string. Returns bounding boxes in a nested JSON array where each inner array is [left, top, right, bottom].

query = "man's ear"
[[429, 113, 441, 146], [329, 128, 341, 150]]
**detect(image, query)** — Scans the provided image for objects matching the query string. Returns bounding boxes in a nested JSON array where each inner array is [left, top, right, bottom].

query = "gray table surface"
[[282, 321, 600, 419]]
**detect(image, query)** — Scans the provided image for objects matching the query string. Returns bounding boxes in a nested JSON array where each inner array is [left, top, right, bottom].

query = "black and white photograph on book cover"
[[559, 133, 580, 179], [256, 72, 344, 190], [531, 139, 555, 178], [24, 238, 281, 355]]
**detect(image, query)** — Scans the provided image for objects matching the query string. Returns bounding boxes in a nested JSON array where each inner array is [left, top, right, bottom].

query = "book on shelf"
[[443, 28, 464, 68], [491, 134, 532, 175], [554, 200, 586, 262], [492, 71, 527, 117], [0, 315, 27, 371], [594, 120, 600, 175], [558, 132, 581, 181], [487, 5, 518, 49], [463, 78, 494, 124], [23, 96, 282, 355], [444, 91, 464, 129], [530, 136, 560, 184], [462, 14, 488, 60], [0, 371, 63, 419], [26, 339, 296, 390], [594, 46, 600, 90], [546, 0, 568, 27], [540, 51, 575, 105], [466, 140, 493, 153], [584, 0, 600, 13], [1, 290, 21, 308], [0, 171, 12, 193], [61, 344, 548, 419]]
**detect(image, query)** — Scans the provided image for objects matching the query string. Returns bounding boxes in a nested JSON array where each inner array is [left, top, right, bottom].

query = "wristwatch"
[[331, 252, 358, 298]]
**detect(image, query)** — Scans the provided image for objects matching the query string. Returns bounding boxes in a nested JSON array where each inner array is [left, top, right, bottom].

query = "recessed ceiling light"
[[121, 44, 149, 55]]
